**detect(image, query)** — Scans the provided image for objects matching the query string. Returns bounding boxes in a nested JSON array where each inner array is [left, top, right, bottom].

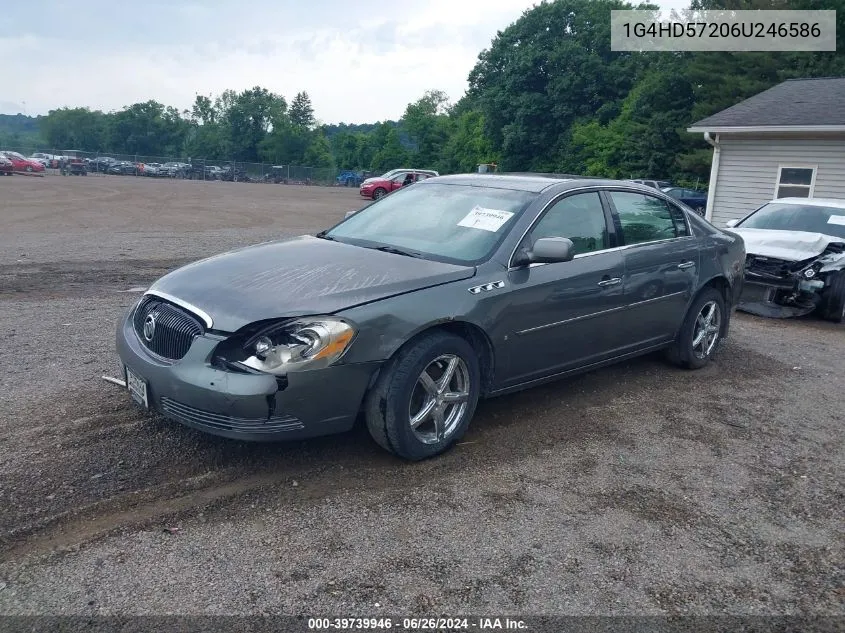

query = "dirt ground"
[[0, 175, 842, 617]]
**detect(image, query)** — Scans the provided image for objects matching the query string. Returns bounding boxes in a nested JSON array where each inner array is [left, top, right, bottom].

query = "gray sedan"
[[116, 175, 746, 460]]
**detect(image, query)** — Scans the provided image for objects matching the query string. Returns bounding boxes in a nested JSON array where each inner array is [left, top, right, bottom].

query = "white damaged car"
[[726, 197, 845, 322]]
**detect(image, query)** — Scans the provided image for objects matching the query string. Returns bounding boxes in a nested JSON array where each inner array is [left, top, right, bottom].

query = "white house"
[[687, 77, 845, 227]]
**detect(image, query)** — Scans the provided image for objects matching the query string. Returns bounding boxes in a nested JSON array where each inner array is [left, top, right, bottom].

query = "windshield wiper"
[[369, 245, 423, 259], [315, 230, 335, 240]]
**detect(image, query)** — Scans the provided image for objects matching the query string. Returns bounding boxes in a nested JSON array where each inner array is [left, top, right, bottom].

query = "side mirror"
[[529, 237, 575, 264], [725, 219, 739, 228]]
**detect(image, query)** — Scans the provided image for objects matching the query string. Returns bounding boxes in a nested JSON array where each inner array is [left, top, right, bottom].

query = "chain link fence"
[[0, 145, 361, 187]]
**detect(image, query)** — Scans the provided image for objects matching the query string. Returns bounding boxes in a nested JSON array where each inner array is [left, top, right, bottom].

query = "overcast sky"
[[1, 0, 690, 124]]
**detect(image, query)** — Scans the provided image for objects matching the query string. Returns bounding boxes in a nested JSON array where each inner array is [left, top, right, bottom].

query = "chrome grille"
[[133, 296, 204, 361], [160, 397, 303, 434]]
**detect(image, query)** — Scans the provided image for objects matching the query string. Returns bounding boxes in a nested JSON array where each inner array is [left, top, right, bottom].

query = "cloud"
[[0, 0, 538, 122], [0, 0, 694, 122]]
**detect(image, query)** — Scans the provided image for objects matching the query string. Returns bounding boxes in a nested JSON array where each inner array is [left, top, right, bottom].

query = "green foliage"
[[289, 92, 316, 128], [372, 127, 409, 172], [108, 100, 189, 156], [37, 107, 107, 151], [0, 114, 43, 146], [303, 132, 334, 168]]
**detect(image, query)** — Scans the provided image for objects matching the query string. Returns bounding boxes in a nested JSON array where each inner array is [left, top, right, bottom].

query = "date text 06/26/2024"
[[307, 617, 527, 630], [610, 9, 836, 52]]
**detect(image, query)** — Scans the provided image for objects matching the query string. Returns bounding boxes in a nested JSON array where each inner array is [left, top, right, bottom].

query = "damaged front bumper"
[[737, 249, 844, 319], [116, 314, 380, 441]]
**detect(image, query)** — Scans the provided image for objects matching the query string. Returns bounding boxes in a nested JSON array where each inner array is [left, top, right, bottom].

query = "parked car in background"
[[662, 187, 707, 216], [0, 153, 14, 175], [30, 153, 58, 168], [219, 165, 249, 182], [116, 175, 744, 460], [726, 197, 845, 322], [159, 162, 189, 178], [337, 170, 364, 187], [108, 161, 137, 175], [359, 170, 435, 199], [187, 164, 222, 180], [89, 156, 118, 173], [360, 168, 438, 187], [141, 162, 162, 177], [628, 179, 672, 190], [0, 151, 45, 173]]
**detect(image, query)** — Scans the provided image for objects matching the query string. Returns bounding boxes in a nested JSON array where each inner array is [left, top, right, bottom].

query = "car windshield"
[[325, 183, 536, 264], [738, 202, 845, 239]]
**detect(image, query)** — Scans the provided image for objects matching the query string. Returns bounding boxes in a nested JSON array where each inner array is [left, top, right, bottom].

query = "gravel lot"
[[0, 175, 842, 617]]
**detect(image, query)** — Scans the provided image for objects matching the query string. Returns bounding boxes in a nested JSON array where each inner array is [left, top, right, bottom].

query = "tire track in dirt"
[[0, 258, 193, 298]]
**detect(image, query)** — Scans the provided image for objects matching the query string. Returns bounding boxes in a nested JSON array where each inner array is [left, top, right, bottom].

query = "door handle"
[[597, 277, 622, 287], [677, 261, 695, 270]]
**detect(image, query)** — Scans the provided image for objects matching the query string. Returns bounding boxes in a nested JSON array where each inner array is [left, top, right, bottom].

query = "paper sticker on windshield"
[[457, 206, 514, 232], [827, 215, 845, 226]]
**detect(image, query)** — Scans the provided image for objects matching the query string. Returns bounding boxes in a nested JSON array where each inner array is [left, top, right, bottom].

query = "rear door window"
[[609, 191, 681, 245]]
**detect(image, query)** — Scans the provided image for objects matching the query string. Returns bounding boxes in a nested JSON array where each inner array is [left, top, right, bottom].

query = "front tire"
[[822, 271, 845, 323], [365, 331, 481, 461], [373, 187, 387, 200], [666, 287, 725, 369]]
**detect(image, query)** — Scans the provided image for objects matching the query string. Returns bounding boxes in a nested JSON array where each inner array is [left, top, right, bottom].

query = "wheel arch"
[[368, 319, 496, 397], [690, 275, 732, 337]]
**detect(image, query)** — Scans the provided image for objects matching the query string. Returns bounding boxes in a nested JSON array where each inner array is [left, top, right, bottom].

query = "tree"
[[224, 87, 286, 162], [304, 132, 334, 168], [372, 126, 409, 172], [467, 0, 646, 171], [289, 91, 316, 128], [441, 110, 498, 173], [402, 90, 453, 170], [191, 95, 218, 126], [38, 107, 108, 151]]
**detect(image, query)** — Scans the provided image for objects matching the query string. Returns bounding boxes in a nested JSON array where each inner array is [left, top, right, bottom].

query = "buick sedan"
[[117, 175, 745, 460]]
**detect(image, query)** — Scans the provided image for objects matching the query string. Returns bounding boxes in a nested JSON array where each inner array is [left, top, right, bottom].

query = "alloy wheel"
[[408, 354, 470, 445], [692, 300, 721, 359]]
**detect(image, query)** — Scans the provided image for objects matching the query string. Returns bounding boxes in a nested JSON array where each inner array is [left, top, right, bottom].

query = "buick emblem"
[[143, 313, 157, 342]]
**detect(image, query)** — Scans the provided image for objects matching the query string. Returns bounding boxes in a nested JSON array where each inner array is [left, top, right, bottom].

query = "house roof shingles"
[[688, 77, 845, 131]]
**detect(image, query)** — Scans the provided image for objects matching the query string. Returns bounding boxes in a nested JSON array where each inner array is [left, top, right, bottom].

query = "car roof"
[[421, 173, 652, 194], [767, 197, 845, 209]]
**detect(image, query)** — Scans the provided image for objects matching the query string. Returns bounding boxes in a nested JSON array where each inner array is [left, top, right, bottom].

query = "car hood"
[[147, 235, 475, 332], [731, 228, 845, 261]]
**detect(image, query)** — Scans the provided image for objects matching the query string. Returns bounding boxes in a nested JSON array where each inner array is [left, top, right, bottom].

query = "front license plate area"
[[125, 367, 149, 409]]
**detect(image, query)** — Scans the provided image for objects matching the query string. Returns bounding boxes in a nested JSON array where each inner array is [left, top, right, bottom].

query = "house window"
[[775, 165, 816, 199]]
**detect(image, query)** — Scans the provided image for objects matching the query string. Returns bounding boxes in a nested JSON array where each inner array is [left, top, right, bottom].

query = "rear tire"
[[666, 287, 726, 369], [365, 332, 481, 461], [822, 271, 845, 323]]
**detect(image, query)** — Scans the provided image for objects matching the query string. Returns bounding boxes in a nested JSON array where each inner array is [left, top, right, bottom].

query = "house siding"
[[709, 136, 845, 226]]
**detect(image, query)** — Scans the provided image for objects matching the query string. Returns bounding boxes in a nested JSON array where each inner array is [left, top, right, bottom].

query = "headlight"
[[239, 317, 355, 375]]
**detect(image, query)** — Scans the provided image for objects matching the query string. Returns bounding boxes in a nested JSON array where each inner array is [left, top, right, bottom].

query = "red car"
[[359, 169, 437, 200], [1, 151, 46, 173]]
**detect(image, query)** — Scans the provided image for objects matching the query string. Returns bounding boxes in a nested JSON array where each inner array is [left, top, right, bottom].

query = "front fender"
[[336, 273, 507, 365]]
